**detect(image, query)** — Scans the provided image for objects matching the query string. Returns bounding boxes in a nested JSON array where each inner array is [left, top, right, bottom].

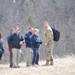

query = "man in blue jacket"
[[24, 27, 34, 67], [9, 27, 24, 68], [31, 29, 42, 65]]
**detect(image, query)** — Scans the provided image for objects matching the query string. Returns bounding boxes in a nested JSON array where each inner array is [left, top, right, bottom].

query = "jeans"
[[32, 47, 39, 65]]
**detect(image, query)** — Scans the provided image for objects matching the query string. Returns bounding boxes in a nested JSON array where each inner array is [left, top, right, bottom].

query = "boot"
[[50, 60, 54, 65], [50, 57, 54, 65], [43, 60, 49, 66]]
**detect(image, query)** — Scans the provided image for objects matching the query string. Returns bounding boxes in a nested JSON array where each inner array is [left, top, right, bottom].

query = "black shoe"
[[13, 66, 18, 68], [35, 63, 39, 65], [26, 65, 31, 67], [18, 66, 20, 68], [9, 66, 13, 68]]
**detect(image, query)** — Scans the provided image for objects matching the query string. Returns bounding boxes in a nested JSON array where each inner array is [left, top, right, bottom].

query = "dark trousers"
[[0, 53, 2, 60], [32, 47, 39, 65], [9, 50, 13, 67]]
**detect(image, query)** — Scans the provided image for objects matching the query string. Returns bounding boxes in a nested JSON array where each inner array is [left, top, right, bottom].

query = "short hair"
[[34, 29, 39, 33], [44, 21, 49, 25], [0, 32, 2, 38], [29, 27, 33, 30], [11, 28, 14, 32], [15, 26, 19, 31]]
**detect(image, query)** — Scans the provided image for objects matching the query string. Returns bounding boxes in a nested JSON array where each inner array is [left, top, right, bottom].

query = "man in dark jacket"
[[31, 29, 42, 65], [9, 27, 24, 68], [7, 29, 15, 68], [24, 27, 34, 67]]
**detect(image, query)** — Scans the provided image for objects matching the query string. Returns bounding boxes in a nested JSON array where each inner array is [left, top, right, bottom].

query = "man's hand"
[[19, 41, 23, 45], [45, 43, 47, 46]]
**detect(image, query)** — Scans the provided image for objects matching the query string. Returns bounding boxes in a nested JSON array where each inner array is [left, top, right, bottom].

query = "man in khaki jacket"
[[43, 21, 54, 66]]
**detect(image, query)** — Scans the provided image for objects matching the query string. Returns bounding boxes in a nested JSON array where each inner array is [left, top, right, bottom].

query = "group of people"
[[0, 21, 54, 68]]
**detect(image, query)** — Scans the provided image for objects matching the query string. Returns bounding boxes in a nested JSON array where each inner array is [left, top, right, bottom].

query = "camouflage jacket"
[[45, 26, 53, 45]]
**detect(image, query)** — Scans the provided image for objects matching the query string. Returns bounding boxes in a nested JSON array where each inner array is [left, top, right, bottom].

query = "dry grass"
[[0, 56, 75, 75]]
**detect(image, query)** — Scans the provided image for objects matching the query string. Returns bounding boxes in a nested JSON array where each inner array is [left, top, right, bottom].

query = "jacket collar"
[[47, 26, 52, 31]]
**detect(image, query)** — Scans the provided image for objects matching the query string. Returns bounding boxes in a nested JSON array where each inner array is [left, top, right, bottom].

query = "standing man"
[[43, 21, 54, 66], [24, 27, 34, 67], [9, 27, 24, 68], [7, 29, 15, 68]]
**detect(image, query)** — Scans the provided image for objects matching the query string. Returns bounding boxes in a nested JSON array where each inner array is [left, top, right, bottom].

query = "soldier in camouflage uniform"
[[43, 21, 54, 66]]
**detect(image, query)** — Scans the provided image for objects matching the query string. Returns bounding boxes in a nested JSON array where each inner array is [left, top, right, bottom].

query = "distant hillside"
[[0, 0, 75, 62]]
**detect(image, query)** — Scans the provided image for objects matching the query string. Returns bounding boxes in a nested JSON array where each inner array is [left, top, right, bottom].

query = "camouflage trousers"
[[45, 43, 54, 61]]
